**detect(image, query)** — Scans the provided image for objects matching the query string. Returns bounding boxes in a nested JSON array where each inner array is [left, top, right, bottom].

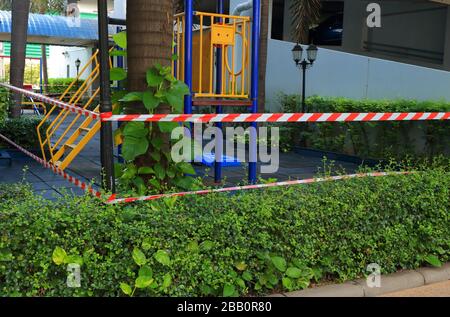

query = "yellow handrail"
[[44, 48, 114, 165], [44, 63, 100, 163], [37, 50, 100, 160]]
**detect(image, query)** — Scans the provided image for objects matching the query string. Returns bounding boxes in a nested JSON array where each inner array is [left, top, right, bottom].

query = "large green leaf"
[[173, 176, 194, 190], [135, 276, 153, 289], [120, 282, 132, 295], [154, 163, 166, 180], [424, 255, 442, 267], [178, 162, 196, 175], [138, 265, 153, 278], [52, 247, 67, 265], [286, 267, 302, 279], [166, 91, 184, 113], [113, 31, 127, 49], [123, 122, 148, 138], [171, 81, 190, 96], [158, 122, 179, 133], [138, 167, 155, 175], [132, 248, 147, 266], [271, 256, 287, 272], [146, 68, 164, 87], [120, 92, 143, 102], [223, 284, 236, 297], [122, 136, 149, 161], [110, 67, 127, 81], [143, 91, 160, 111], [162, 273, 172, 289], [282, 277, 294, 290], [65, 255, 83, 266], [154, 250, 171, 266]]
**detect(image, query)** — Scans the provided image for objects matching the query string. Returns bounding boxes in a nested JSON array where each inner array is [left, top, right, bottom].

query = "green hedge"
[[0, 162, 448, 297], [0, 87, 11, 124], [277, 94, 450, 159], [0, 117, 48, 149], [47, 78, 85, 95]]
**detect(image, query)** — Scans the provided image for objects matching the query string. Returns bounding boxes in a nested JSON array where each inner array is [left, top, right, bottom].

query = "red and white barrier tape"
[[0, 132, 411, 204], [105, 171, 410, 204], [0, 83, 99, 120], [0, 133, 102, 198], [100, 112, 450, 123]]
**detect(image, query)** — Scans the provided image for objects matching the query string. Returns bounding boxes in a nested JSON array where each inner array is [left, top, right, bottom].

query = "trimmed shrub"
[[0, 163, 448, 297], [0, 116, 49, 149], [277, 94, 450, 159], [0, 87, 11, 124], [47, 78, 86, 95]]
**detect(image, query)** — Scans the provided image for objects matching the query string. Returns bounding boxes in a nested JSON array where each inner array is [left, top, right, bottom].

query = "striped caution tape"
[[100, 112, 450, 123], [105, 171, 410, 204], [0, 131, 411, 205], [0, 133, 102, 198], [0, 83, 99, 120]]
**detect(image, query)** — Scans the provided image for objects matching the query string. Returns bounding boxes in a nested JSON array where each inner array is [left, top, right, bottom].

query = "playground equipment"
[[36, 49, 105, 170], [175, 0, 261, 183], [21, 85, 46, 116]]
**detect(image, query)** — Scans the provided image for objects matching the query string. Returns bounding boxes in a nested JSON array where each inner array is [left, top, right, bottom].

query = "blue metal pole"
[[249, 0, 260, 184], [116, 26, 125, 163], [184, 0, 193, 115], [214, 0, 224, 183]]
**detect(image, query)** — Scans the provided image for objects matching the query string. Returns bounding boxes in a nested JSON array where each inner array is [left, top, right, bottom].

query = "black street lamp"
[[75, 58, 81, 85], [292, 44, 318, 112]]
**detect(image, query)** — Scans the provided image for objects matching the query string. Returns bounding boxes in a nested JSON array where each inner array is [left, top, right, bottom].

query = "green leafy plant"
[[120, 247, 173, 297], [0, 160, 448, 297], [0, 87, 11, 124], [109, 31, 196, 195], [276, 94, 450, 161], [0, 116, 49, 149]]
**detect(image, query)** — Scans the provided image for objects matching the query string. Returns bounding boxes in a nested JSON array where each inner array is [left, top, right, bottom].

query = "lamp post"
[[75, 58, 81, 86], [292, 44, 318, 112]]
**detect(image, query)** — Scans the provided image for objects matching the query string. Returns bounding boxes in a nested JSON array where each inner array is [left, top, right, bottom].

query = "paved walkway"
[[0, 114, 361, 199], [381, 280, 450, 297]]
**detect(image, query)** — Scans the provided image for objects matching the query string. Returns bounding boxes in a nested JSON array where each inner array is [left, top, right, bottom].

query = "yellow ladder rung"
[[65, 144, 77, 150], [79, 127, 91, 133]]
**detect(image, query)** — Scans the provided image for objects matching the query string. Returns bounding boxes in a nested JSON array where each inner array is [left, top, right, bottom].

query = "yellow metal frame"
[[36, 48, 115, 170], [173, 11, 251, 99], [21, 102, 47, 115]]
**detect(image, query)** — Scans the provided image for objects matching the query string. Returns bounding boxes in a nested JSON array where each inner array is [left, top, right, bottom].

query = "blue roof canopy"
[[0, 10, 115, 47]]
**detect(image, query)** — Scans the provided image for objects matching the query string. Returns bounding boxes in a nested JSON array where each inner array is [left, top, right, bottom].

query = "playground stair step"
[[64, 144, 77, 150]]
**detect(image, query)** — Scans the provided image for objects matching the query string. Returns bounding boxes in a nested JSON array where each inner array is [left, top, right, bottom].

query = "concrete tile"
[[31, 182, 52, 191]]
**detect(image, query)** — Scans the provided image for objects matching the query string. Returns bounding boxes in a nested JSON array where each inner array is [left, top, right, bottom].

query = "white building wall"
[[48, 46, 93, 80], [265, 39, 450, 111]]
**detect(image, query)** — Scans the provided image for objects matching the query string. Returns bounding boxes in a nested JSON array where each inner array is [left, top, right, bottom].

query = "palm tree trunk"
[[10, 0, 31, 118], [40, 45, 48, 93], [258, 0, 269, 113], [126, 0, 173, 168]]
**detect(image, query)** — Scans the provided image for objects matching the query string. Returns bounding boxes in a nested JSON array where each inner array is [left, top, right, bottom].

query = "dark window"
[[271, 0, 285, 40]]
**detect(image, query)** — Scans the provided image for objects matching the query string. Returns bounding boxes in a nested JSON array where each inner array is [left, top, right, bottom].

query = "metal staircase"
[[37, 50, 108, 170]]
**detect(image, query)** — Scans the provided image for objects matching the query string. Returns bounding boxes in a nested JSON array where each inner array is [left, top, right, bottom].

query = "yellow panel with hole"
[[211, 24, 235, 46]]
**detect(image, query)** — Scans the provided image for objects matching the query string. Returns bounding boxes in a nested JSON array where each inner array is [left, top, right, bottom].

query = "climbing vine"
[[109, 31, 197, 195]]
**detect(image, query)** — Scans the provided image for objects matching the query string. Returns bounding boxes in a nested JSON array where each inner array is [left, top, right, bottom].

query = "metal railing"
[[173, 11, 251, 99]]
